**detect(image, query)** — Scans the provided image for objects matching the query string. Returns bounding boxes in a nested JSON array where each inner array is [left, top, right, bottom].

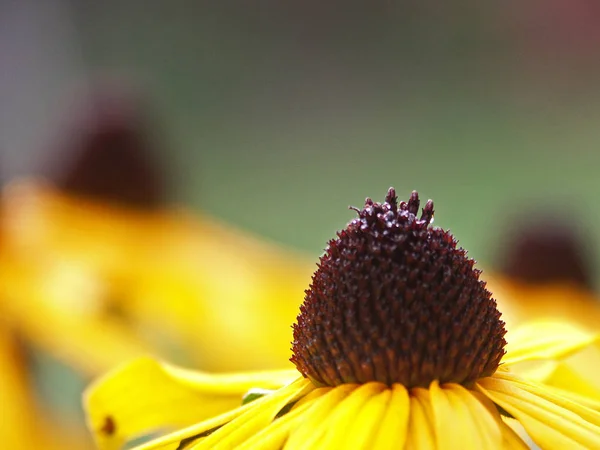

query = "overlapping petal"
[[283, 385, 355, 449], [405, 389, 436, 450], [370, 384, 410, 450], [182, 378, 313, 450], [296, 382, 387, 448], [430, 382, 502, 450], [84, 357, 299, 450], [502, 320, 598, 367], [478, 371, 600, 449], [83, 314, 600, 450]]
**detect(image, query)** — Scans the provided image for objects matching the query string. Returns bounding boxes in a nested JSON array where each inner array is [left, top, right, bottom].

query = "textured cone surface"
[[291, 189, 506, 388]]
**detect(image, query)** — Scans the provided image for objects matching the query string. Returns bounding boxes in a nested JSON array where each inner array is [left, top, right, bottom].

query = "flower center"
[[291, 188, 507, 388], [499, 216, 593, 289], [50, 88, 167, 209]]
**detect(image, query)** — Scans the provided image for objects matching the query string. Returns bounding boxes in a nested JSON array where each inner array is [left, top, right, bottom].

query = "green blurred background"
[[2, 3, 600, 447], [3, 0, 600, 270]]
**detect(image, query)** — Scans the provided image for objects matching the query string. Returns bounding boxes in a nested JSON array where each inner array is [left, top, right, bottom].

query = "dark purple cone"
[[291, 189, 506, 388], [499, 216, 595, 290], [48, 86, 168, 209]]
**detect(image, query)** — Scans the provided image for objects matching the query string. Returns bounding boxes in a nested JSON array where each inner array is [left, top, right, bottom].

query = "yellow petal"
[[536, 344, 600, 407], [0, 318, 93, 449], [508, 360, 558, 383], [489, 276, 600, 334], [290, 386, 332, 409], [235, 390, 328, 450], [508, 349, 600, 408], [333, 386, 391, 449], [491, 371, 600, 426], [83, 357, 300, 450], [133, 397, 254, 450], [371, 384, 410, 450], [283, 384, 357, 450], [0, 181, 314, 375], [160, 364, 299, 395], [478, 372, 600, 449], [0, 325, 37, 447], [545, 385, 600, 412], [133, 378, 311, 450], [430, 382, 502, 450], [189, 378, 313, 449], [535, 361, 600, 411], [502, 321, 598, 366], [0, 258, 154, 377], [500, 418, 535, 450], [301, 382, 387, 448], [459, 385, 529, 450], [405, 388, 436, 450]]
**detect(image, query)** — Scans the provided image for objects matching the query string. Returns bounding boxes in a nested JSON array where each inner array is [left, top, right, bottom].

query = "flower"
[[497, 213, 594, 290], [0, 180, 311, 375], [84, 189, 600, 449], [483, 215, 600, 404], [0, 85, 311, 450], [0, 84, 312, 376], [489, 213, 600, 331]]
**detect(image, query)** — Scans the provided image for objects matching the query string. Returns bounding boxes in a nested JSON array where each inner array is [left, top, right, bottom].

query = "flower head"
[[292, 189, 506, 388], [84, 188, 600, 450], [498, 213, 594, 289], [488, 214, 600, 407], [48, 83, 168, 209], [0, 81, 312, 376], [0, 84, 311, 450]]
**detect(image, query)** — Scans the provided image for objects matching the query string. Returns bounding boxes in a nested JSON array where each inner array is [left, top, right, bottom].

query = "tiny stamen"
[[407, 190, 420, 215], [420, 199, 435, 224], [385, 187, 398, 212]]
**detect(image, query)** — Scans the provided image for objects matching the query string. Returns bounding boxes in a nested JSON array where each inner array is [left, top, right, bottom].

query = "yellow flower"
[[481, 220, 600, 403], [0, 85, 312, 376], [0, 179, 310, 449], [488, 213, 600, 332], [84, 189, 600, 449], [490, 278, 600, 403], [469, 216, 600, 406], [0, 179, 311, 375], [491, 277, 600, 340], [0, 88, 311, 450]]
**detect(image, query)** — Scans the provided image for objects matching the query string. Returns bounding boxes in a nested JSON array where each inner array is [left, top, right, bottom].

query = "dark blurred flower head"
[[497, 212, 595, 290], [45, 82, 169, 209]]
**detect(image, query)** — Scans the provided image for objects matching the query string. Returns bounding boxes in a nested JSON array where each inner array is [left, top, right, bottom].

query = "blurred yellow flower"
[[491, 277, 600, 404], [0, 180, 312, 375], [0, 180, 312, 449], [491, 213, 600, 331], [483, 215, 600, 406], [0, 84, 314, 449], [490, 277, 600, 340], [84, 189, 600, 449]]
